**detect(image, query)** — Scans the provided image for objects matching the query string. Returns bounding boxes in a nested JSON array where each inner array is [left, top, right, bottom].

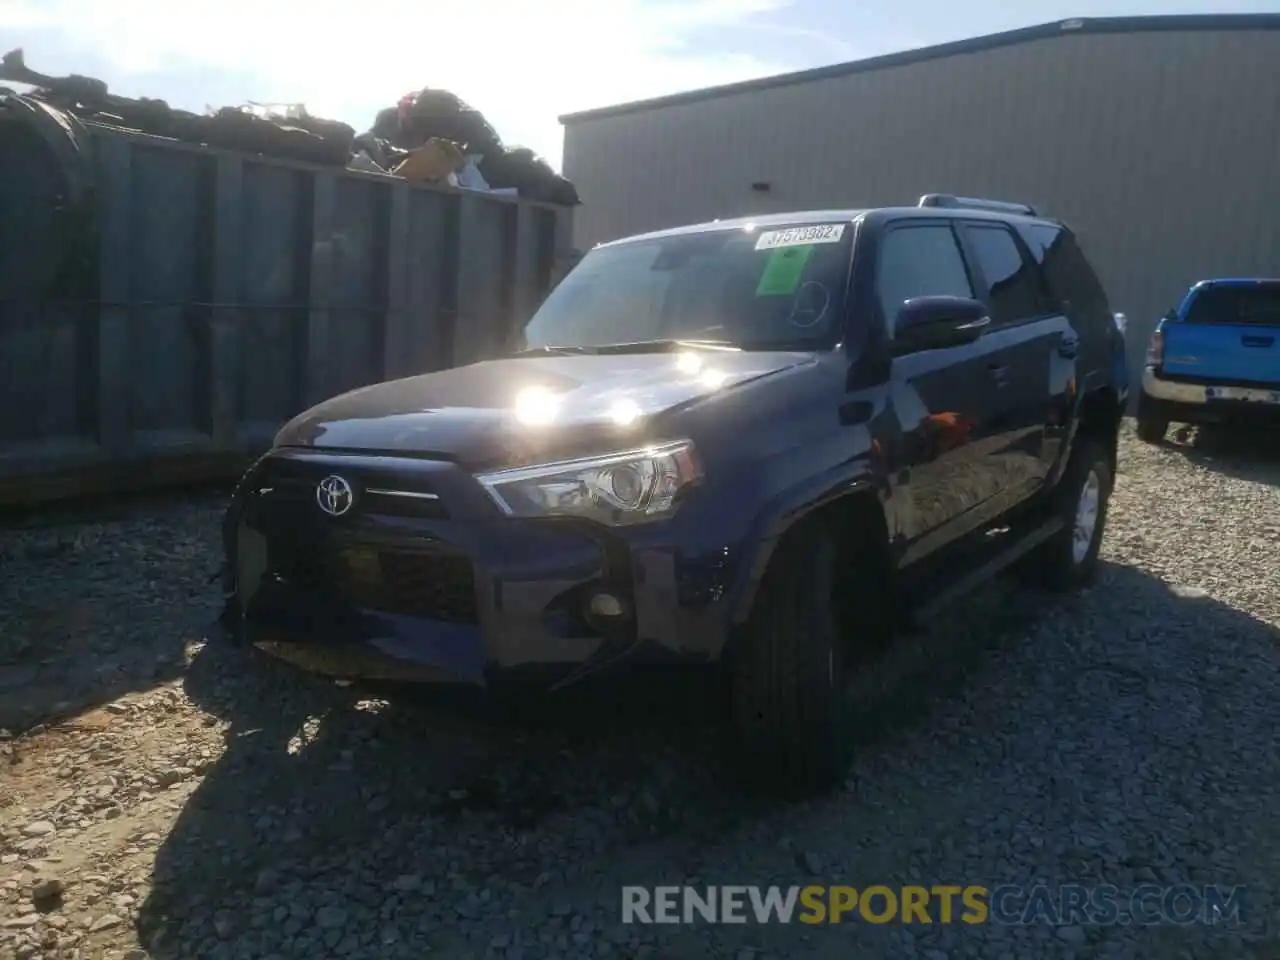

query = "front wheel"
[[1019, 438, 1113, 591], [726, 518, 856, 795]]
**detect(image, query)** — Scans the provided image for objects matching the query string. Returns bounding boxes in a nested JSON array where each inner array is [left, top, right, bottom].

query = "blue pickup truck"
[[1136, 279, 1280, 443]]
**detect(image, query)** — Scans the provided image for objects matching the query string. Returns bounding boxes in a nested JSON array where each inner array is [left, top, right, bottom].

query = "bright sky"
[[3, 0, 1277, 171]]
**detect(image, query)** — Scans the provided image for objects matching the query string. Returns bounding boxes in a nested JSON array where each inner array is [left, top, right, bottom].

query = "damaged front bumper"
[[221, 450, 739, 691]]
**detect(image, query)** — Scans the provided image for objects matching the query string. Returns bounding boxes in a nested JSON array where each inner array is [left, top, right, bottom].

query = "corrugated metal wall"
[[562, 28, 1280, 390]]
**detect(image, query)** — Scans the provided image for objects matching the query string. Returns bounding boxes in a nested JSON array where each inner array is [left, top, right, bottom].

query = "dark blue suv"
[[221, 195, 1128, 793], [1137, 278, 1280, 442]]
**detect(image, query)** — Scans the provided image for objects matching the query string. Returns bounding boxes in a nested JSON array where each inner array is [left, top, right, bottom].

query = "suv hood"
[[273, 350, 815, 469]]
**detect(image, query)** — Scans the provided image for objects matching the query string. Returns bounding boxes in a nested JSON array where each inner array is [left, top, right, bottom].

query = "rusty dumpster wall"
[[0, 116, 574, 505]]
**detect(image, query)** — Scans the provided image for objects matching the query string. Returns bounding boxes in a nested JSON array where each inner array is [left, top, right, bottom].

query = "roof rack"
[[918, 194, 1040, 217]]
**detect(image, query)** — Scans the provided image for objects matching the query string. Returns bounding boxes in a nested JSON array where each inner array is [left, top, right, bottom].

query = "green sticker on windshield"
[[756, 244, 813, 296]]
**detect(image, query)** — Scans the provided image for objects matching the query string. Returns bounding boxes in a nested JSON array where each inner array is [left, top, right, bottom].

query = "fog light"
[[587, 591, 626, 619]]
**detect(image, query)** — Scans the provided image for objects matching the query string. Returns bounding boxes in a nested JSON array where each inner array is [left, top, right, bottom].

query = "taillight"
[[1145, 329, 1164, 367]]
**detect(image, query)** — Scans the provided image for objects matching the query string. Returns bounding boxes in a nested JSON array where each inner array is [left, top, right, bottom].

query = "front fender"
[[220, 452, 272, 595], [727, 461, 885, 626]]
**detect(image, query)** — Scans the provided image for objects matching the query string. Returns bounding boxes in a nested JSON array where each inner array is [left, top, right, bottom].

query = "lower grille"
[[270, 539, 478, 624]]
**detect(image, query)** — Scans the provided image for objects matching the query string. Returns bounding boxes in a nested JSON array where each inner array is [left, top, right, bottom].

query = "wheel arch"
[[1052, 382, 1123, 487], [1075, 385, 1124, 478], [728, 477, 890, 629]]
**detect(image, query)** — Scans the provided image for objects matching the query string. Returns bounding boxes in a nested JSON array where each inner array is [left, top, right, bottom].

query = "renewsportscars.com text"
[[621, 884, 1246, 926]]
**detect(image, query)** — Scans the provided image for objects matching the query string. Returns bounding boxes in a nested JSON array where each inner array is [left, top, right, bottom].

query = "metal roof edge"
[[558, 14, 1280, 124]]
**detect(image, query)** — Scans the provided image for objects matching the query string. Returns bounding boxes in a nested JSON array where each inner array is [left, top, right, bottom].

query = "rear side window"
[[876, 225, 975, 333], [1184, 285, 1280, 325], [1025, 224, 1110, 315], [962, 223, 1047, 325]]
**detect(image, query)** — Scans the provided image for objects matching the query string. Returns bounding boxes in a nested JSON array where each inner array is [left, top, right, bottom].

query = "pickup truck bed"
[[1138, 279, 1280, 441]]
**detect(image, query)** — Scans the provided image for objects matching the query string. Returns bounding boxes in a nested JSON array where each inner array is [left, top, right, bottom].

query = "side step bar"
[[908, 516, 1064, 625]]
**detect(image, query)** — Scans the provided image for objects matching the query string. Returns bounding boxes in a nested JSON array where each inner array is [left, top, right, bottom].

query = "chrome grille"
[[254, 459, 449, 519]]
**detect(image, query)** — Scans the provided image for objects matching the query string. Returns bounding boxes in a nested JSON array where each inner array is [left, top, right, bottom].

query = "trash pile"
[[349, 88, 579, 204], [0, 48, 579, 206]]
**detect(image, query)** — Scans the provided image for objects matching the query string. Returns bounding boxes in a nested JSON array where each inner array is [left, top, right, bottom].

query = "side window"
[[963, 223, 1047, 325], [876, 225, 974, 333], [1026, 224, 1110, 316]]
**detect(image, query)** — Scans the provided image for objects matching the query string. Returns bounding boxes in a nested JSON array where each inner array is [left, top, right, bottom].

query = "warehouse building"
[[559, 14, 1280, 384]]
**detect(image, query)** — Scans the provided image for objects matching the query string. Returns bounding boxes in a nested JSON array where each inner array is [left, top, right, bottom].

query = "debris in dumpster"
[[0, 48, 354, 167], [350, 131, 411, 173], [372, 87, 504, 158], [0, 48, 580, 204], [454, 155, 490, 192], [391, 137, 467, 183], [363, 86, 580, 203], [478, 145, 580, 206]]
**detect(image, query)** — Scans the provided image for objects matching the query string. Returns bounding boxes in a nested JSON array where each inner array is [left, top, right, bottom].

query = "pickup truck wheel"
[[1135, 412, 1168, 444], [1020, 439, 1112, 591], [726, 517, 855, 795]]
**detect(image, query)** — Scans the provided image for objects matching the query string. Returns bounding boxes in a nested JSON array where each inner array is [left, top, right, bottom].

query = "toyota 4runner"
[[221, 194, 1129, 793]]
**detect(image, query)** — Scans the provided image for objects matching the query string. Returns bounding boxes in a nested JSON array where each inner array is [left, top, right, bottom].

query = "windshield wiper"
[[510, 337, 817, 356], [569, 338, 741, 355], [578, 337, 819, 354], [510, 339, 740, 356], [507, 344, 597, 356], [732, 337, 827, 351]]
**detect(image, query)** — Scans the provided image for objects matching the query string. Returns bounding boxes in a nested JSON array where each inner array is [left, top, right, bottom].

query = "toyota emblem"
[[316, 474, 355, 517]]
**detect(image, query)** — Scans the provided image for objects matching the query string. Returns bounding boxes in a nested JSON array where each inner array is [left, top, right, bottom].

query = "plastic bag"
[[453, 155, 490, 191]]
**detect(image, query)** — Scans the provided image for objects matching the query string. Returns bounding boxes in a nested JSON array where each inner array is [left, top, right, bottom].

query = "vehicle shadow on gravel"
[[1162, 422, 1280, 487], [134, 561, 1280, 959], [0, 488, 226, 734]]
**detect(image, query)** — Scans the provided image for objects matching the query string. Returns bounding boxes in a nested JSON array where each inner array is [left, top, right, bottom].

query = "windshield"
[[521, 222, 853, 351]]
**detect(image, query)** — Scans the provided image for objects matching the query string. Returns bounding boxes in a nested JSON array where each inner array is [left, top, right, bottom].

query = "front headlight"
[[476, 441, 702, 525]]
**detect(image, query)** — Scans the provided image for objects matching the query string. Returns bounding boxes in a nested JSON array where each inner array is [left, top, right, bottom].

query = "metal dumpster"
[[0, 93, 574, 506]]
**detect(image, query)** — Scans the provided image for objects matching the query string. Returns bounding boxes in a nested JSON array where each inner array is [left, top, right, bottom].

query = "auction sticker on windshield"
[[754, 224, 846, 250]]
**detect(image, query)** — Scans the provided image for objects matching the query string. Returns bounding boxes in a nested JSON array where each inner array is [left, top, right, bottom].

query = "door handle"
[[1242, 335, 1274, 348], [988, 363, 1010, 381], [1057, 336, 1079, 359]]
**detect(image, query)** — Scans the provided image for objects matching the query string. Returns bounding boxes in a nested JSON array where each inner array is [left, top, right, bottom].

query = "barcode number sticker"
[[754, 224, 846, 250]]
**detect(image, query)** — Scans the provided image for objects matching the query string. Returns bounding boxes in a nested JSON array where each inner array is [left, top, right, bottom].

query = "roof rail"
[[918, 194, 1040, 217]]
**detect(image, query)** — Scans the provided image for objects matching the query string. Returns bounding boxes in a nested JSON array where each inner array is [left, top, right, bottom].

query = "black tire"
[[726, 517, 859, 795], [1019, 438, 1112, 591], [1135, 413, 1168, 444]]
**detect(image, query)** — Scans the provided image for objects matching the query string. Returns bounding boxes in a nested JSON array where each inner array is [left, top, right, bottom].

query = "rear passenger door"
[[877, 221, 1010, 560], [1021, 224, 1111, 475], [955, 219, 1070, 504]]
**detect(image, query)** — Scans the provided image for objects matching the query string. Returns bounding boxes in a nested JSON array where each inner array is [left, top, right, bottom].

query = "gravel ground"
[[1, 422, 1278, 960]]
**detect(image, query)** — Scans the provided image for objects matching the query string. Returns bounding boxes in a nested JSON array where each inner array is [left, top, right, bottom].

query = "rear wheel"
[[726, 513, 881, 795], [1019, 438, 1112, 591], [1135, 397, 1168, 444]]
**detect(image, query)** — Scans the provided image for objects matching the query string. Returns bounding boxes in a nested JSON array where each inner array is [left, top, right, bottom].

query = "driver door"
[[876, 221, 1009, 563]]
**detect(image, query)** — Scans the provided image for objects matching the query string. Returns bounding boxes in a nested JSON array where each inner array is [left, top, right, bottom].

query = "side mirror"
[[1112, 312, 1127, 334], [893, 296, 990, 354]]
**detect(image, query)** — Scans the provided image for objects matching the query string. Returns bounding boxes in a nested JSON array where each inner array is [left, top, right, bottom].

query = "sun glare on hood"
[[513, 386, 562, 426], [512, 352, 740, 430], [675, 351, 703, 375], [700, 369, 729, 389], [607, 398, 643, 425]]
